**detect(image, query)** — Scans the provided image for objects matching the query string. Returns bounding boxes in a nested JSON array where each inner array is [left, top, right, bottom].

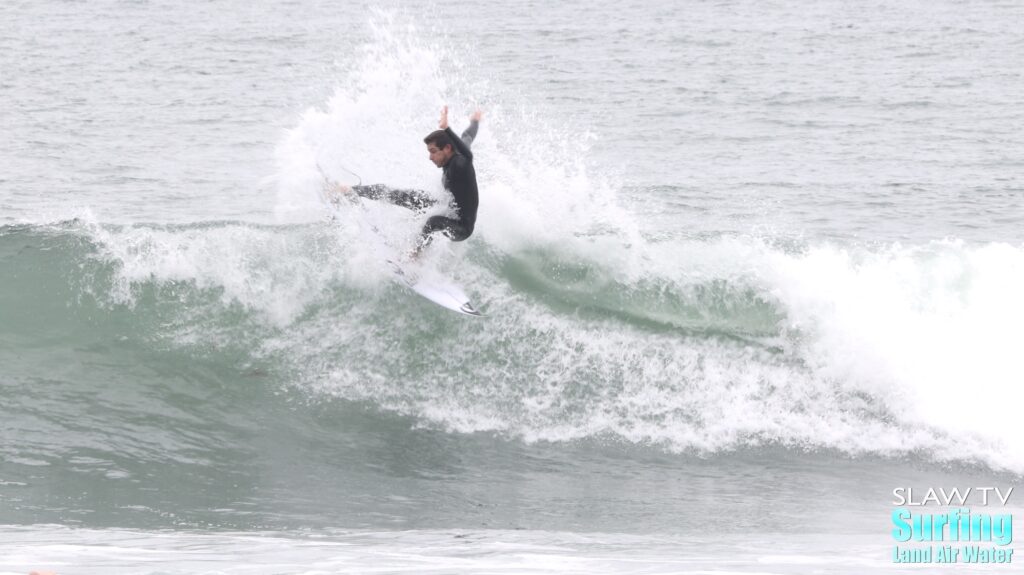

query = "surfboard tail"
[[458, 302, 483, 316], [388, 261, 483, 317]]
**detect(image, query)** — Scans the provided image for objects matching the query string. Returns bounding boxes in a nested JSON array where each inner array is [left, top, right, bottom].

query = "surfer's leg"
[[352, 185, 435, 211], [443, 220, 470, 241], [351, 184, 387, 200], [409, 216, 469, 259], [389, 189, 437, 211], [413, 216, 446, 253], [421, 216, 469, 242]]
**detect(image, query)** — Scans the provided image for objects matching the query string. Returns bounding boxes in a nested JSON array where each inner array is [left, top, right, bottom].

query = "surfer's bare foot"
[[323, 182, 352, 205]]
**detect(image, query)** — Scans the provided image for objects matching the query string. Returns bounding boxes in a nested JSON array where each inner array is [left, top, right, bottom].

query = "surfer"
[[331, 106, 481, 259]]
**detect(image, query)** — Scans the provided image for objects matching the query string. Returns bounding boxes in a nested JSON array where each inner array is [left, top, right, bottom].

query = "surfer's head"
[[424, 130, 454, 167]]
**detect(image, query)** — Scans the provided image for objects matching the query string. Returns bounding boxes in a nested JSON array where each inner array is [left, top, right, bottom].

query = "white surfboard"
[[389, 261, 483, 317]]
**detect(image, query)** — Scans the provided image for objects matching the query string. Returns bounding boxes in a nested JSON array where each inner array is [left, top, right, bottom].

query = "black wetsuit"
[[352, 121, 479, 246]]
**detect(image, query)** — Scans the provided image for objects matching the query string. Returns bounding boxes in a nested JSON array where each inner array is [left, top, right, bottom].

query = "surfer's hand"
[[470, 109, 482, 122], [439, 105, 448, 130]]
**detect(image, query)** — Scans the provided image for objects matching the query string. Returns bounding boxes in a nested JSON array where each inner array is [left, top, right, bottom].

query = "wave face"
[[3, 218, 1023, 477]]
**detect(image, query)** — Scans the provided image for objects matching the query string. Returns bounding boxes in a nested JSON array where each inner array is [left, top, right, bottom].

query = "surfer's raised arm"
[[459, 110, 482, 149], [439, 107, 481, 161]]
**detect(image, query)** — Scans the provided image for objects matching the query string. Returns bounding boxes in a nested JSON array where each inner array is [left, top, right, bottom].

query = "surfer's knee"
[[443, 221, 471, 242], [421, 215, 448, 234], [421, 216, 470, 242]]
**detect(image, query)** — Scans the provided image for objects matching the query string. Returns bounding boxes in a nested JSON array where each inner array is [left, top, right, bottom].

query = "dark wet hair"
[[423, 129, 452, 150]]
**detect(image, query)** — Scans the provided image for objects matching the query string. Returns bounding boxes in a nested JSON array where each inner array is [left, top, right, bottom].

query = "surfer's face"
[[427, 143, 453, 167]]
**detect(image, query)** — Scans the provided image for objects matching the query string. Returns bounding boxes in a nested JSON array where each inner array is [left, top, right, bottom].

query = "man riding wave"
[[330, 106, 482, 259]]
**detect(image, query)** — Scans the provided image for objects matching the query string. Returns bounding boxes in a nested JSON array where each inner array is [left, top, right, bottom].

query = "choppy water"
[[2, 0, 1023, 573]]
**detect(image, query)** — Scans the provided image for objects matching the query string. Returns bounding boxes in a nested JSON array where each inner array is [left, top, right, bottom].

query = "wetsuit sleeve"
[[459, 120, 479, 149], [352, 184, 436, 211], [445, 125, 474, 162]]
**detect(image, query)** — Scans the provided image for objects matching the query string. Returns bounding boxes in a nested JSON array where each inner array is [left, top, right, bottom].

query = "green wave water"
[[4, 221, 1022, 497]]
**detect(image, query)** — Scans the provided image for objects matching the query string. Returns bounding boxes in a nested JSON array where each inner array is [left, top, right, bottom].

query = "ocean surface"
[[2, 0, 1023, 573]]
